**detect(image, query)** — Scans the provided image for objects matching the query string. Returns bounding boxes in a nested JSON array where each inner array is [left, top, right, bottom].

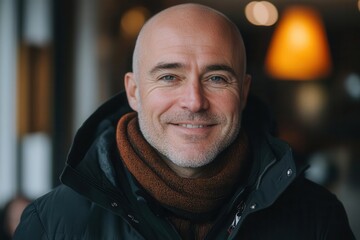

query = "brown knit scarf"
[[116, 112, 249, 239]]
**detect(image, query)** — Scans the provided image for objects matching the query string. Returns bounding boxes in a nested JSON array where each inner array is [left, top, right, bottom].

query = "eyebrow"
[[205, 64, 237, 77], [149, 62, 185, 75], [149, 62, 237, 77]]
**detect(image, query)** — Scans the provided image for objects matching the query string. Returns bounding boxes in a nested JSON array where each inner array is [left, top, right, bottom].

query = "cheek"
[[213, 92, 241, 116], [139, 90, 174, 119]]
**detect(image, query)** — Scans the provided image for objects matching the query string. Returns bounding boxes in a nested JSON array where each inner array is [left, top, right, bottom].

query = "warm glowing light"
[[253, 2, 269, 25], [121, 7, 149, 38], [358, 0, 360, 11], [245, 2, 258, 25], [295, 83, 327, 124], [245, 1, 278, 26], [265, 6, 332, 80]]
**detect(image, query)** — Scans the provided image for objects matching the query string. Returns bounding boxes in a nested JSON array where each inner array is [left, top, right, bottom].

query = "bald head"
[[124, 3, 251, 175], [132, 3, 247, 79]]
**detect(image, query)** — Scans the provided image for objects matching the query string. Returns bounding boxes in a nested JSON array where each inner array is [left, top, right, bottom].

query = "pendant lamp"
[[265, 6, 332, 80]]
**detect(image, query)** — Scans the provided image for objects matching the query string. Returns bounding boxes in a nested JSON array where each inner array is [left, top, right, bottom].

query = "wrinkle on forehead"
[[132, 3, 246, 78]]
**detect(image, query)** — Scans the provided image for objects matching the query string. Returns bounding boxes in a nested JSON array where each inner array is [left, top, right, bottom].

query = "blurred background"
[[0, 0, 359, 238]]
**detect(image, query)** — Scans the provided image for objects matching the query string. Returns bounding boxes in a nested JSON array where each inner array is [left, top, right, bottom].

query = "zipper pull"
[[227, 201, 246, 234]]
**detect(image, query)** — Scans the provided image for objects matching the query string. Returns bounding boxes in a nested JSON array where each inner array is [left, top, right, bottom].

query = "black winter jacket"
[[14, 92, 355, 240]]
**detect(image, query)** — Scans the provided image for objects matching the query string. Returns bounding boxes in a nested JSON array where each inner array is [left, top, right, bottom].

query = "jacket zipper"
[[227, 158, 277, 236], [227, 200, 246, 235]]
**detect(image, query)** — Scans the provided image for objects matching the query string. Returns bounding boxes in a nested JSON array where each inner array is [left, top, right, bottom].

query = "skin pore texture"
[[125, 3, 251, 178]]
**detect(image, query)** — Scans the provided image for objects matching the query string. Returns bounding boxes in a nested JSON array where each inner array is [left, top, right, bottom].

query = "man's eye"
[[209, 75, 227, 84], [159, 75, 176, 81]]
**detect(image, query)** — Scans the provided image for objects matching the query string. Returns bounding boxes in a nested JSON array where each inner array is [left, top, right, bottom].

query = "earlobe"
[[124, 72, 139, 111], [241, 74, 252, 110]]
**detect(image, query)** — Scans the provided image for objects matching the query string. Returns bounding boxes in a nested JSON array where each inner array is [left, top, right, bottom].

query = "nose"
[[179, 80, 209, 112]]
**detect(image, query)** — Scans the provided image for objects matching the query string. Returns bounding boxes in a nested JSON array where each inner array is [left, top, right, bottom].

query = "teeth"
[[179, 124, 206, 128]]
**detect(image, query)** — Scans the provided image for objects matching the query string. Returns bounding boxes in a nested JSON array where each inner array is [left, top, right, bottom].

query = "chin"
[[168, 152, 217, 168]]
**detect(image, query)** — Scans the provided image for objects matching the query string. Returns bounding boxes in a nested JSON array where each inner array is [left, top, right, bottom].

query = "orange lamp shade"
[[265, 6, 332, 80]]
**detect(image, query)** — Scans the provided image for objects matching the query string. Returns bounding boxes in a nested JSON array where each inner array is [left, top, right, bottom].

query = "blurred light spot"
[[305, 153, 329, 185], [265, 6, 332, 80], [345, 73, 360, 99], [21, 133, 52, 199], [245, 2, 258, 25], [295, 83, 327, 124], [358, 0, 360, 11], [245, 1, 278, 26], [306, 151, 341, 187], [306, 148, 350, 188], [23, 0, 52, 46], [121, 6, 149, 38]]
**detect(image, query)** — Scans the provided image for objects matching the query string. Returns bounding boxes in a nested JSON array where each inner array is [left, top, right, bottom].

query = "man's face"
[[126, 17, 250, 169]]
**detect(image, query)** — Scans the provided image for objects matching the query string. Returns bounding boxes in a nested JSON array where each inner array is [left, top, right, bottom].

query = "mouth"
[[171, 122, 218, 129], [164, 112, 221, 130], [168, 121, 218, 140], [178, 124, 208, 128]]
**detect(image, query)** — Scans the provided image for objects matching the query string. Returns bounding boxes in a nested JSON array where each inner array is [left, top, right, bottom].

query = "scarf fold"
[[116, 112, 249, 214]]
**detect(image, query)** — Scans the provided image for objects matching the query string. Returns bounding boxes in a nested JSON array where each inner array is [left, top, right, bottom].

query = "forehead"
[[139, 21, 243, 72], [145, 11, 238, 46]]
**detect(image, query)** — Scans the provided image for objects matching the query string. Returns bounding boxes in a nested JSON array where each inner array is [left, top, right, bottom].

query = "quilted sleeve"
[[13, 202, 49, 240]]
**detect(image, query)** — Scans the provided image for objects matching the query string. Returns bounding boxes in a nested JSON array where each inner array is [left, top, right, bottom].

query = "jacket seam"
[[33, 200, 50, 240]]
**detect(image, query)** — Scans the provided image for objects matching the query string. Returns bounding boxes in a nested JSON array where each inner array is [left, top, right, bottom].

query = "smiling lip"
[[171, 122, 217, 129], [178, 124, 207, 128]]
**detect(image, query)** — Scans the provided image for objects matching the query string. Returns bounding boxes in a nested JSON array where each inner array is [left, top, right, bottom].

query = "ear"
[[240, 74, 252, 110], [124, 72, 139, 111]]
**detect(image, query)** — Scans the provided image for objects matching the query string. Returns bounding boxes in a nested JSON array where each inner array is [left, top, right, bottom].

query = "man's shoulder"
[[29, 185, 93, 230], [240, 176, 355, 239], [14, 185, 94, 239], [33, 185, 92, 221], [275, 176, 352, 226], [284, 176, 339, 205]]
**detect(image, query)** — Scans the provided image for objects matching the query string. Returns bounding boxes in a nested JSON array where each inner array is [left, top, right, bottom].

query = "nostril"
[[181, 94, 208, 112]]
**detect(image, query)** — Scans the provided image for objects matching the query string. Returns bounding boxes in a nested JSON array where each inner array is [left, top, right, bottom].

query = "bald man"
[[14, 4, 354, 240]]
